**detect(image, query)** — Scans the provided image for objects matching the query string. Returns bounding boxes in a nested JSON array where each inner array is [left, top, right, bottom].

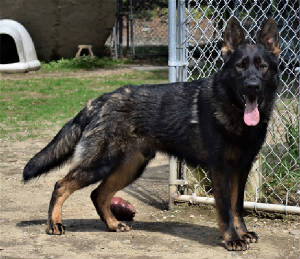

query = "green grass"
[[0, 69, 168, 140], [40, 56, 132, 72]]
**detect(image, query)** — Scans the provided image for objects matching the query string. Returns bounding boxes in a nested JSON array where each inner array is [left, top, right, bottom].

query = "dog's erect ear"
[[222, 17, 245, 57], [257, 18, 280, 58]]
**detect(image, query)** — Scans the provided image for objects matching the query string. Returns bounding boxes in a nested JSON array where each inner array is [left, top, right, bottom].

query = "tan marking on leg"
[[47, 175, 83, 235], [230, 172, 246, 235], [229, 171, 258, 243], [91, 152, 145, 231]]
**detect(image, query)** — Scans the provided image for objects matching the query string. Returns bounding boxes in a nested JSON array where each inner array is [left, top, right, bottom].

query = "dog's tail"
[[23, 108, 89, 182]]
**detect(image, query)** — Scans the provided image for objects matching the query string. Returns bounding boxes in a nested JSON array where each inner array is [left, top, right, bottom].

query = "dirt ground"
[[1, 68, 299, 259]]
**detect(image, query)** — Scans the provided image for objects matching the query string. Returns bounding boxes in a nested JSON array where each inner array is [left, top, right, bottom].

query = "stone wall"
[[0, 0, 116, 60]]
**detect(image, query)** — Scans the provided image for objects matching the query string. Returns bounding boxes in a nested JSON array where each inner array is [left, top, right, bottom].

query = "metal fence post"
[[168, 0, 177, 83], [168, 0, 177, 209], [177, 0, 187, 82]]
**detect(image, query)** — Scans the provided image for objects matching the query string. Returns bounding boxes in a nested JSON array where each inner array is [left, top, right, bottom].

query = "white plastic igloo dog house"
[[0, 19, 40, 73]]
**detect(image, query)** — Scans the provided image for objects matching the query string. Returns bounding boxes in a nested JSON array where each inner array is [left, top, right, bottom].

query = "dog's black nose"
[[245, 79, 260, 91]]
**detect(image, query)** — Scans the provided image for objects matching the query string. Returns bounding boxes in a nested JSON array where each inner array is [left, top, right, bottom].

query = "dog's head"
[[221, 17, 280, 126]]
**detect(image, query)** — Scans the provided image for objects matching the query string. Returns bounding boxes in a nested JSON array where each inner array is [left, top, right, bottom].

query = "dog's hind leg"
[[91, 151, 149, 232], [46, 167, 98, 235], [46, 159, 118, 235], [46, 175, 77, 235]]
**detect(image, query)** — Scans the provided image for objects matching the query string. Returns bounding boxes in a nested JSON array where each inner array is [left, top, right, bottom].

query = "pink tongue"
[[244, 98, 260, 126]]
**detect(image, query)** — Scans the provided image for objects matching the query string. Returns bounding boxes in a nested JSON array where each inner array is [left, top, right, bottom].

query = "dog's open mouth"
[[243, 95, 260, 126]]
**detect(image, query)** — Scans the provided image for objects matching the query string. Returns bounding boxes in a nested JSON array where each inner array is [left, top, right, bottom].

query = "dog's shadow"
[[17, 218, 221, 248]]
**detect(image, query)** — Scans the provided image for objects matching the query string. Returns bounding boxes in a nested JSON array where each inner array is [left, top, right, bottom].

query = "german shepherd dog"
[[23, 18, 280, 251]]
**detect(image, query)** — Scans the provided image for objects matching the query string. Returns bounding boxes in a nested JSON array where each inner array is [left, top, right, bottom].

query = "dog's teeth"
[[242, 95, 246, 105]]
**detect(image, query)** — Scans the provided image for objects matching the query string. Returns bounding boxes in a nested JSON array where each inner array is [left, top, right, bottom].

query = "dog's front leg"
[[210, 169, 249, 251], [230, 170, 259, 243]]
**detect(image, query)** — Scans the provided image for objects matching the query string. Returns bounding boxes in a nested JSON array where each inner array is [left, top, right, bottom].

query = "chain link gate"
[[169, 0, 300, 213], [107, 0, 169, 59]]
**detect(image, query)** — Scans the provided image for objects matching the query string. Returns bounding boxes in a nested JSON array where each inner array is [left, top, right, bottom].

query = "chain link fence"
[[171, 0, 299, 212], [130, 0, 168, 57], [106, 0, 169, 58]]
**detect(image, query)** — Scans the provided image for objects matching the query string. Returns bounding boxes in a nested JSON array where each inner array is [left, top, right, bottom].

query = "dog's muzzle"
[[244, 78, 261, 100], [242, 77, 261, 126]]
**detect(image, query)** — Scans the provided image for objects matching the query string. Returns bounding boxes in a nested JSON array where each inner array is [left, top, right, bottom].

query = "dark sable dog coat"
[[23, 18, 280, 251]]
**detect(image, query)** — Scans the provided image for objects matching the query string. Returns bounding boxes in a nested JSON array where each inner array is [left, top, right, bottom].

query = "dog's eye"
[[259, 63, 268, 71], [236, 63, 244, 72], [236, 58, 248, 72]]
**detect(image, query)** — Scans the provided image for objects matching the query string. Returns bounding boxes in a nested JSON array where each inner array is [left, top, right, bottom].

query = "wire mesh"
[[180, 0, 299, 207], [106, 0, 169, 58]]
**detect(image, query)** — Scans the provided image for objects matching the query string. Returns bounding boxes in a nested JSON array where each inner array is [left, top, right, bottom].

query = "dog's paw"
[[225, 239, 249, 251], [241, 231, 259, 243], [46, 222, 65, 235], [108, 222, 131, 232], [116, 222, 131, 232]]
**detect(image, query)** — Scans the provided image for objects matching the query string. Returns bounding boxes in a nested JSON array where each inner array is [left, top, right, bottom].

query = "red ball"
[[110, 197, 136, 221]]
